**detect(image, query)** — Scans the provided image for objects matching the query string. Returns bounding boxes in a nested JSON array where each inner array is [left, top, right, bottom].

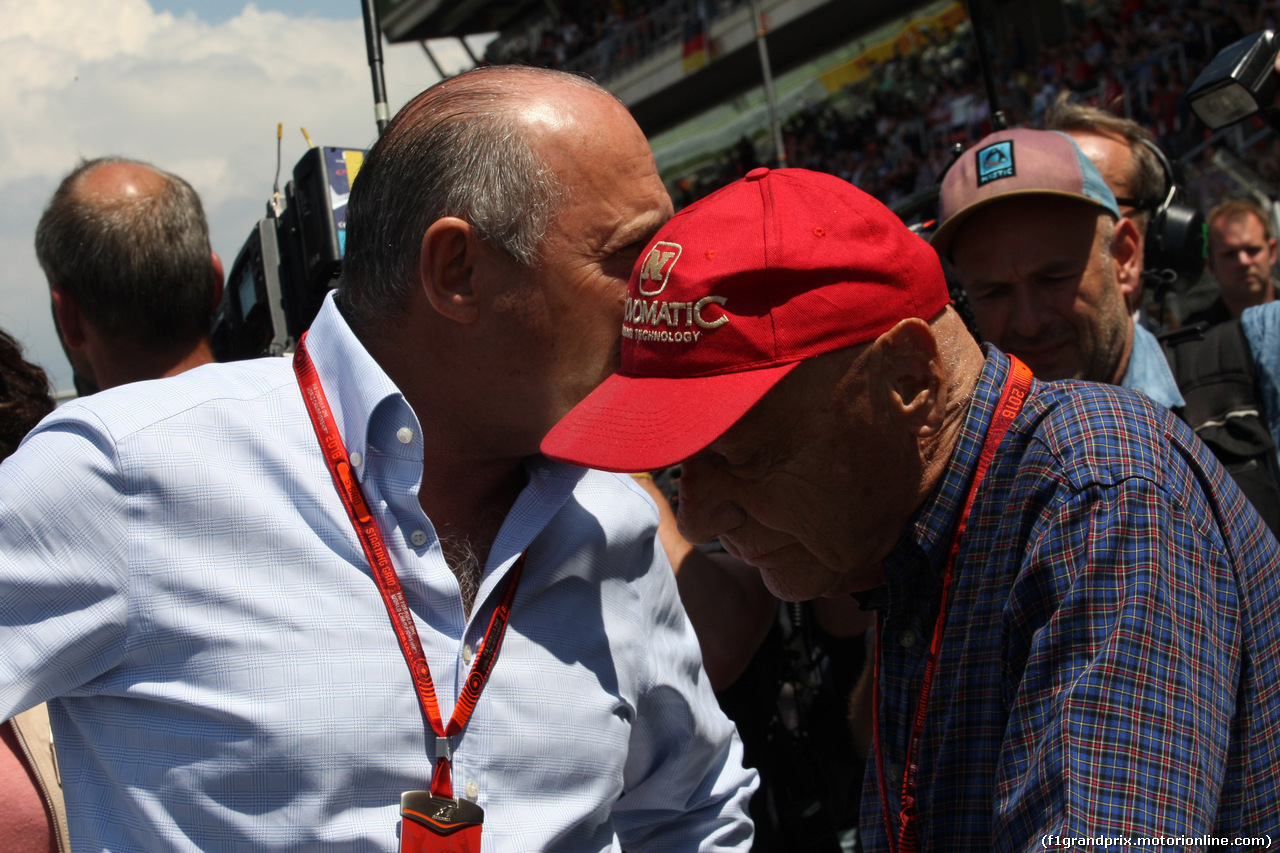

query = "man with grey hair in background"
[[2, 155, 226, 853], [0, 66, 755, 852], [1043, 94, 1169, 327], [35, 156, 224, 396]]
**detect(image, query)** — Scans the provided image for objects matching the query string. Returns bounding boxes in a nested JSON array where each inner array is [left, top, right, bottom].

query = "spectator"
[[1190, 197, 1278, 325], [35, 157, 223, 395], [937, 128, 1280, 533], [1043, 93, 1169, 322], [665, 0, 1280, 221], [543, 165, 1280, 850], [0, 330, 54, 458], [633, 469, 870, 851], [7, 157, 230, 853], [0, 66, 756, 852], [1040, 103, 1280, 529], [934, 129, 1141, 387], [0, 329, 64, 853]]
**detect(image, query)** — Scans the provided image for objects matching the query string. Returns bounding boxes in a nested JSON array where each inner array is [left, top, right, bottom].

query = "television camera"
[[211, 145, 366, 361], [211, 0, 387, 361]]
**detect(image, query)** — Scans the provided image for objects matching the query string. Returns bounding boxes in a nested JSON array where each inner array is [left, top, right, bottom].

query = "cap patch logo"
[[637, 241, 682, 297], [976, 141, 1015, 186]]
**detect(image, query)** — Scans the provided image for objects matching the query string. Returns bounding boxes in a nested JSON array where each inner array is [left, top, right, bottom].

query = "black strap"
[[1159, 320, 1280, 536]]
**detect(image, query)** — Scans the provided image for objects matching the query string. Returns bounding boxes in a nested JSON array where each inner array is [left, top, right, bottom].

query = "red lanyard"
[[294, 333, 524, 800], [871, 355, 1033, 853]]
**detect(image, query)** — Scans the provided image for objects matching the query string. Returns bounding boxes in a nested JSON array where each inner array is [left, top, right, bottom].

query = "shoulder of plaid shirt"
[[860, 345, 1280, 852], [0, 292, 757, 853]]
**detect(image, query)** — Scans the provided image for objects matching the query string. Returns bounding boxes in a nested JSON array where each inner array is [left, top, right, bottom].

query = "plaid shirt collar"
[[855, 346, 1012, 618]]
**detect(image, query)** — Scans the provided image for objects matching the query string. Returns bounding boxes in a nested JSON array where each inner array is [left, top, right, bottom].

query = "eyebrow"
[[608, 211, 671, 253]]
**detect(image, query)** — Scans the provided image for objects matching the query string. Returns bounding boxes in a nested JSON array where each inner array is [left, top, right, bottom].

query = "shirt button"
[[465, 779, 480, 799], [887, 762, 902, 785], [898, 631, 917, 649], [462, 644, 474, 665], [396, 426, 414, 444], [349, 451, 363, 468], [410, 529, 427, 547]]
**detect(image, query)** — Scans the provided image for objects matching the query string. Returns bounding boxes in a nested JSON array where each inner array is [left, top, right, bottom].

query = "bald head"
[[337, 66, 642, 329], [35, 156, 220, 353], [77, 161, 171, 204]]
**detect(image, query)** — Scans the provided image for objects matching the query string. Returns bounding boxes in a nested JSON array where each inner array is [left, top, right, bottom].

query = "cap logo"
[[976, 141, 1015, 186], [637, 241, 682, 296], [622, 295, 729, 345]]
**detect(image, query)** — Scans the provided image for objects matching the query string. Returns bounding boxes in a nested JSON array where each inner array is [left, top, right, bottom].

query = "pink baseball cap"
[[931, 127, 1121, 257], [540, 167, 951, 473]]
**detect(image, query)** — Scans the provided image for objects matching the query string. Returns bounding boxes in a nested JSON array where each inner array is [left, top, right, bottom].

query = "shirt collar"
[[302, 291, 407, 469], [865, 346, 1012, 615], [1122, 323, 1184, 410], [301, 292, 589, 561]]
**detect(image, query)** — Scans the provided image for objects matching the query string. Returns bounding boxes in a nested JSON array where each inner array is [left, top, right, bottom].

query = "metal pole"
[[420, 41, 448, 80], [361, 0, 391, 135], [747, 0, 786, 167], [963, 0, 1007, 131], [457, 34, 482, 68]]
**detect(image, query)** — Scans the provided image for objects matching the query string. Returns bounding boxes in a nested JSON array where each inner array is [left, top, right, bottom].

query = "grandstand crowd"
[[672, 0, 1280, 216], [478, 0, 1280, 227]]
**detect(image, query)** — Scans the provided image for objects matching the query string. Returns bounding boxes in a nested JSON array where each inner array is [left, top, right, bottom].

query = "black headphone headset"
[[1114, 138, 1206, 284]]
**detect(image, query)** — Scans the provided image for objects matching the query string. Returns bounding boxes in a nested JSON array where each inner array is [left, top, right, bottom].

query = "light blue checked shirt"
[[0, 294, 755, 852], [1120, 321, 1184, 410], [1242, 300, 1280, 471]]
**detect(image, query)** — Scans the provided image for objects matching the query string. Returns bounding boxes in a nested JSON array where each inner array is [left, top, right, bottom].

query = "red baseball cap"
[[540, 167, 951, 473]]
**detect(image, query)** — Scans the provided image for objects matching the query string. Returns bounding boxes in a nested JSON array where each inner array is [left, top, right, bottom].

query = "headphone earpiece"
[[1140, 139, 1206, 283]]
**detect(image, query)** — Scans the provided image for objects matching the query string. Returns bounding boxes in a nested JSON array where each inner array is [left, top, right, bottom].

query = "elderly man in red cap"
[[543, 166, 1280, 851]]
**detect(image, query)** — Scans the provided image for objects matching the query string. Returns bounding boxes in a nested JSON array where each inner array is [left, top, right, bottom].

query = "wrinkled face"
[[675, 349, 911, 601], [488, 89, 674, 444], [951, 195, 1133, 384], [1208, 212, 1277, 313]]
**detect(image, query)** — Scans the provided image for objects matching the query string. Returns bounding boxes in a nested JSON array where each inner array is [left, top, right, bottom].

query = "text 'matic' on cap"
[[541, 167, 951, 473]]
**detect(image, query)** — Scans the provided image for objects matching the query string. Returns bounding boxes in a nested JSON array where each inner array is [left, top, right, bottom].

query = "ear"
[[50, 285, 86, 349], [210, 251, 225, 314], [872, 317, 947, 438], [1112, 215, 1143, 305], [419, 217, 480, 325]]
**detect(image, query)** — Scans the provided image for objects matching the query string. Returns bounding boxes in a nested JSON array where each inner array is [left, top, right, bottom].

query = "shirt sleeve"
[[992, 474, 1239, 849], [611, 524, 758, 852], [0, 410, 132, 718], [1241, 300, 1280, 471]]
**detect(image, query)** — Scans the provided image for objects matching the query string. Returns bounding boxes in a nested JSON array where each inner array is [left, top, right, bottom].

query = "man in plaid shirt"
[[543, 165, 1280, 849]]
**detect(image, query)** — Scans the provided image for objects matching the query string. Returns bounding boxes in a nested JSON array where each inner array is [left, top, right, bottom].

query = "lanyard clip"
[[435, 735, 453, 762]]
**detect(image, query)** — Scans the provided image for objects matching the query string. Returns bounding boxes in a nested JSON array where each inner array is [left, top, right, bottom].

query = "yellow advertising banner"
[[818, 2, 967, 93]]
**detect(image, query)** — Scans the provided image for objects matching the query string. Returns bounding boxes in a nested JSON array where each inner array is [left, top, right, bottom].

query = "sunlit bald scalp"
[[34, 156, 217, 348], [337, 66, 621, 329]]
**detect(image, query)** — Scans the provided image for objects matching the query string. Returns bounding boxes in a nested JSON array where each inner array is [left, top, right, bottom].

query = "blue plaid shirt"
[[862, 348, 1280, 850]]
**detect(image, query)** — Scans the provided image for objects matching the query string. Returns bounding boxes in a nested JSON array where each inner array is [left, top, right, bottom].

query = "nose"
[[1007, 285, 1048, 340], [675, 453, 746, 545]]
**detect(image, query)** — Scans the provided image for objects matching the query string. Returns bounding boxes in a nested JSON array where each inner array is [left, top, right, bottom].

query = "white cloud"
[[0, 0, 441, 394]]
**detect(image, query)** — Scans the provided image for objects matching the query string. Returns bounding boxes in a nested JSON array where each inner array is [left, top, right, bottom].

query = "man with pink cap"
[[936, 127, 1280, 536], [544, 166, 1280, 850]]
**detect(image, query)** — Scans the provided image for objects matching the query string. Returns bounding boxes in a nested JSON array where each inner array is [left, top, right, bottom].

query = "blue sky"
[[152, 0, 361, 22], [1, 0, 466, 395]]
